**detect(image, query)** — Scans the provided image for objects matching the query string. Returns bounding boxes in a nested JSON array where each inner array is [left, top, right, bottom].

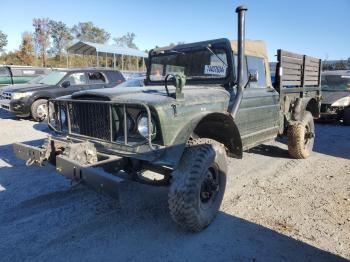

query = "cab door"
[[54, 72, 88, 97], [234, 56, 280, 150]]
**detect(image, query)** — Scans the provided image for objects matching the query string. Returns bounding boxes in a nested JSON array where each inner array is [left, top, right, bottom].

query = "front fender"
[[28, 92, 55, 105], [156, 111, 243, 168], [154, 112, 208, 168]]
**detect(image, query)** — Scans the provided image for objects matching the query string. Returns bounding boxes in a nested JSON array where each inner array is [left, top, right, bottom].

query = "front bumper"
[[13, 139, 124, 199], [0, 98, 31, 116]]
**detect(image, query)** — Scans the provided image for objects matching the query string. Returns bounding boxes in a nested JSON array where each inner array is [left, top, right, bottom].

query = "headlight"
[[12, 92, 33, 100], [331, 96, 350, 107], [137, 114, 157, 139]]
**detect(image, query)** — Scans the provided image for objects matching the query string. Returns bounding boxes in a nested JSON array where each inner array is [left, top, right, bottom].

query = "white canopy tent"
[[66, 41, 148, 70]]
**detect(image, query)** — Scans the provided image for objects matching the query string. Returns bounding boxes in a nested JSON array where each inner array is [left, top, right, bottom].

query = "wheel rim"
[[200, 164, 220, 209], [36, 104, 48, 120], [304, 123, 314, 148]]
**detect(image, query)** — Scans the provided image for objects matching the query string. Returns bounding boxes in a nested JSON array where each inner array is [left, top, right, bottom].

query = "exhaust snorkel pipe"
[[231, 5, 248, 119]]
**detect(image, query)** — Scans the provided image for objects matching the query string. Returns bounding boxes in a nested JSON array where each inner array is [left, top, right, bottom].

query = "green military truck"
[[14, 6, 321, 232], [0, 66, 51, 87]]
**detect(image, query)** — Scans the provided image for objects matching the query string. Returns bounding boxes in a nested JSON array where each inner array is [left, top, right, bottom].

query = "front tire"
[[31, 99, 48, 122], [168, 138, 227, 232], [287, 111, 315, 159]]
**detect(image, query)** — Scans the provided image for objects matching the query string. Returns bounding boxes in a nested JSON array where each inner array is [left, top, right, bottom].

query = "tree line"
[[322, 59, 350, 71], [0, 19, 141, 69]]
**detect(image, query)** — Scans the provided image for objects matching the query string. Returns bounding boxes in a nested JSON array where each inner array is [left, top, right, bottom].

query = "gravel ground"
[[0, 110, 349, 262]]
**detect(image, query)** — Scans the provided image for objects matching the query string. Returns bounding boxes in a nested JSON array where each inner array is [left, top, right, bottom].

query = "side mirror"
[[61, 80, 70, 88], [248, 70, 259, 82]]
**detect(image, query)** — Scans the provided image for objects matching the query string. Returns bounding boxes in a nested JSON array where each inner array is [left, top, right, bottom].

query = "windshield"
[[39, 71, 67, 85], [322, 74, 350, 91], [149, 48, 229, 82], [28, 75, 45, 84]]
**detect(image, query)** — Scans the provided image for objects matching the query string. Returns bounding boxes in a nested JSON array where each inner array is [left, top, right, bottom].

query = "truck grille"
[[49, 99, 158, 150], [0, 92, 12, 100], [69, 102, 111, 141]]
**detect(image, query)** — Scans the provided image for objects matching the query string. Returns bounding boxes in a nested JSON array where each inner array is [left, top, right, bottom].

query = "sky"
[[0, 0, 349, 61]]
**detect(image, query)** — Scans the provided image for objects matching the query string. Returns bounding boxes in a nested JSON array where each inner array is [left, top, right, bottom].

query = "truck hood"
[[322, 90, 350, 105], [71, 85, 230, 107], [2, 83, 54, 93]]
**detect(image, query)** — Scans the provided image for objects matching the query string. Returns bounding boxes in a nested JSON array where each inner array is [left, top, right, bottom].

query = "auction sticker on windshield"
[[204, 65, 227, 76]]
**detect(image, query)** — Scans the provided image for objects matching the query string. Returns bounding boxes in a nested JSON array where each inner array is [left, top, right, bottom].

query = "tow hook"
[[26, 157, 36, 167]]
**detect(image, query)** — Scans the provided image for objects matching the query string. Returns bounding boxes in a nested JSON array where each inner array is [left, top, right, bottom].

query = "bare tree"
[[33, 18, 50, 67], [114, 33, 138, 49]]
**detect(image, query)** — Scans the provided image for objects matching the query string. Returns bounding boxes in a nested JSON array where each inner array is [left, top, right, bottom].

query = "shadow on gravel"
[[313, 123, 350, 160], [0, 179, 347, 261], [0, 144, 347, 262], [33, 122, 53, 133], [0, 139, 45, 168], [0, 133, 349, 261], [0, 109, 30, 121], [248, 143, 290, 159], [248, 124, 349, 160]]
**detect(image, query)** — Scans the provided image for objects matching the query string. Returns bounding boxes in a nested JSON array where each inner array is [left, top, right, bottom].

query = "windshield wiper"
[[206, 45, 227, 67]]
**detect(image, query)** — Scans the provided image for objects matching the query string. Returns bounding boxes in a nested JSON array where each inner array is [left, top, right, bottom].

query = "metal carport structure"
[[66, 41, 148, 70]]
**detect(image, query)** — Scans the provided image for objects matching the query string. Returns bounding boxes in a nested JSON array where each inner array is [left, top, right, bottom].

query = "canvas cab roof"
[[151, 38, 272, 87], [230, 40, 268, 60]]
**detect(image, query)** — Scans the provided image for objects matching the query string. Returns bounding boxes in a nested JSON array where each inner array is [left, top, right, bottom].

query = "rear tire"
[[343, 107, 350, 126], [168, 138, 227, 232], [287, 111, 315, 159], [31, 99, 48, 122]]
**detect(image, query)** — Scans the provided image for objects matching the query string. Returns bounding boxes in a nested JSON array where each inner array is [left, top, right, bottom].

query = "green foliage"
[[322, 63, 333, 71], [0, 30, 8, 51], [335, 60, 347, 70], [17, 32, 35, 65], [71, 22, 110, 44], [168, 41, 186, 47], [0, 51, 22, 65], [114, 32, 138, 49], [48, 20, 72, 57], [0, 19, 144, 71]]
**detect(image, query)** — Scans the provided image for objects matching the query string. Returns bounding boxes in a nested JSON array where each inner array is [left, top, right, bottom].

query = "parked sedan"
[[0, 68, 125, 121]]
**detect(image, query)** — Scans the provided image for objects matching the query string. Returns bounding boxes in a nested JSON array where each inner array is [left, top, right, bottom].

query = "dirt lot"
[[0, 110, 349, 262]]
